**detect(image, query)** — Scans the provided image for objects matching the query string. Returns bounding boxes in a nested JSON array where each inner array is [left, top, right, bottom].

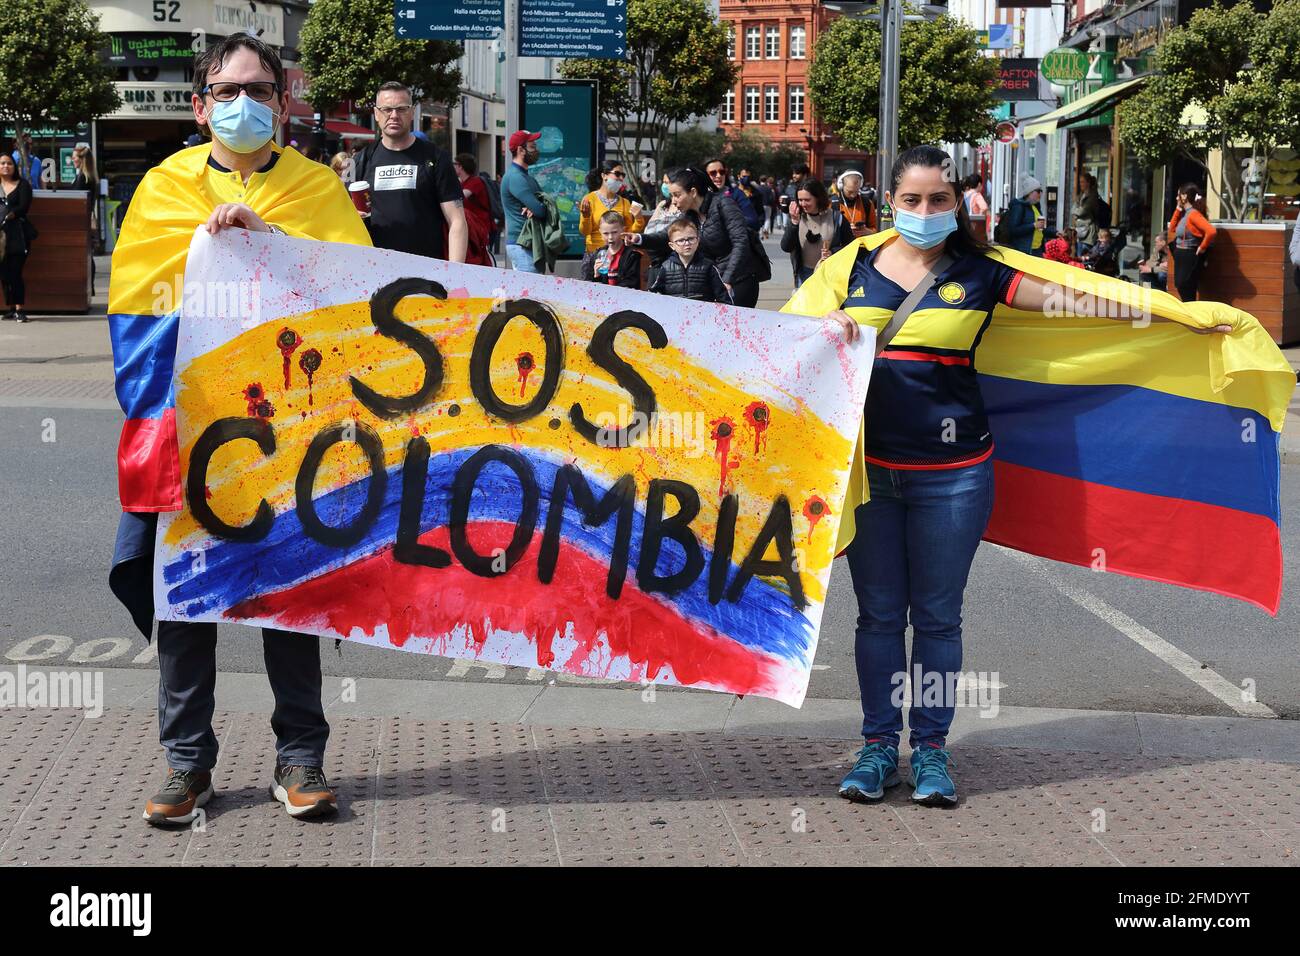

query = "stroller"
[[1083, 222, 1129, 278]]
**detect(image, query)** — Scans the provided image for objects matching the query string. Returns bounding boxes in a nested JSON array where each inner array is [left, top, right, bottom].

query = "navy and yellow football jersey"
[[834, 243, 1021, 468]]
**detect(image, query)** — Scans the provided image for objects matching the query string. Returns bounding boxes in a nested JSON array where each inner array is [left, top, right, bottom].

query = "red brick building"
[[718, 0, 870, 180]]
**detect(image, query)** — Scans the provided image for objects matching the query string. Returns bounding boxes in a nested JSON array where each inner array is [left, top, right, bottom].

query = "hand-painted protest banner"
[[154, 229, 874, 706]]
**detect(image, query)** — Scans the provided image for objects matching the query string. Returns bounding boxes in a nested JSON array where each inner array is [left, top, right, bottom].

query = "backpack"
[[1096, 196, 1112, 228], [479, 171, 504, 225], [993, 208, 1011, 244]]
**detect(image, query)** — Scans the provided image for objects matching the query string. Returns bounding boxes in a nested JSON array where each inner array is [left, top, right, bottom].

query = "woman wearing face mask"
[[780, 177, 853, 287], [784, 146, 1232, 808], [638, 170, 684, 289], [578, 160, 646, 260], [630, 167, 758, 307]]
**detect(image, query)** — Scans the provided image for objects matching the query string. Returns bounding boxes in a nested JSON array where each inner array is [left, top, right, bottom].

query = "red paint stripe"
[[226, 522, 792, 697], [986, 460, 1282, 615], [118, 410, 182, 512], [865, 445, 994, 471], [880, 350, 971, 366], [1003, 270, 1025, 305]]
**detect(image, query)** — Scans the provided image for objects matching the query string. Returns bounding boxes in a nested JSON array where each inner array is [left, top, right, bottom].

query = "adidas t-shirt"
[[839, 246, 1023, 468], [363, 140, 461, 259]]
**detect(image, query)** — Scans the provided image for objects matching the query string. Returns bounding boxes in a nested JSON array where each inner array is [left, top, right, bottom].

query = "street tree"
[[0, 0, 119, 183], [299, 0, 461, 114], [1117, 0, 1300, 222], [559, 0, 736, 179], [808, 11, 998, 155]]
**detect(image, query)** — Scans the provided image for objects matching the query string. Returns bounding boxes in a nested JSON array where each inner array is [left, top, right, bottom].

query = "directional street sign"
[[519, 0, 627, 60], [394, 0, 505, 41]]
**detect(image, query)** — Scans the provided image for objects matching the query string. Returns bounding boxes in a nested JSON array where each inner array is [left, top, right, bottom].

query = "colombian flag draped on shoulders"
[[108, 143, 371, 513], [782, 229, 1294, 615], [108, 142, 370, 636]]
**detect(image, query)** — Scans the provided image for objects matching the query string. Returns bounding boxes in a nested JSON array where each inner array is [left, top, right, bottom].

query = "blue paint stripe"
[[979, 374, 1280, 521], [161, 447, 815, 663], [109, 311, 178, 419]]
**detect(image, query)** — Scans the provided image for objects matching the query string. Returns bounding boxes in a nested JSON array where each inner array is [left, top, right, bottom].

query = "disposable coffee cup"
[[348, 181, 371, 217], [630, 201, 644, 218]]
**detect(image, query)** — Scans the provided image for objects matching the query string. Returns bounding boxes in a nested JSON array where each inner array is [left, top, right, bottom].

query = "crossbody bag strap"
[[875, 252, 954, 352]]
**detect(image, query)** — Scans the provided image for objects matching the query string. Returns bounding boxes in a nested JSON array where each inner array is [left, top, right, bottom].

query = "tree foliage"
[[808, 11, 998, 153], [0, 0, 119, 177], [299, 0, 461, 113], [559, 0, 737, 178], [663, 126, 807, 178], [1117, 0, 1300, 221]]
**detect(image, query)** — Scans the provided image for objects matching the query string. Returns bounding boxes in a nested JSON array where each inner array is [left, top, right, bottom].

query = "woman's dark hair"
[[796, 178, 830, 212], [669, 166, 711, 198], [1177, 182, 1208, 214], [455, 152, 478, 175], [961, 173, 983, 191], [890, 145, 991, 256], [599, 159, 621, 176], [585, 168, 603, 192]]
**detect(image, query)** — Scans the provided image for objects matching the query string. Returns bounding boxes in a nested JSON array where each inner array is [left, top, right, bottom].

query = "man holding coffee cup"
[[351, 80, 467, 262]]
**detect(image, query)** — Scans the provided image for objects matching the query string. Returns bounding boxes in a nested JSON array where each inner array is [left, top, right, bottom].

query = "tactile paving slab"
[[1, 708, 1297, 866]]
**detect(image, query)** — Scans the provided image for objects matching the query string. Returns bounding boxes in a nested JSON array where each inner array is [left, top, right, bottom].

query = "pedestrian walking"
[[785, 145, 1232, 809], [351, 81, 467, 262], [453, 153, 495, 266], [501, 129, 547, 273], [782, 177, 853, 287], [757, 175, 777, 238], [106, 33, 372, 826], [961, 173, 989, 240], [706, 158, 763, 232], [0, 153, 33, 322], [1002, 175, 1047, 256], [1168, 182, 1216, 302], [1073, 172, 1102, 255]]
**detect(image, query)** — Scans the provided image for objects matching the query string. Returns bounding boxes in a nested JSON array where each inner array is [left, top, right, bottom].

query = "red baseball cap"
[[509, 130, 542, 151]]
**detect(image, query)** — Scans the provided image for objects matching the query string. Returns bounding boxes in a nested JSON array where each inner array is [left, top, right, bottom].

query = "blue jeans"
[[506, 242, 537, 273], [844, 459, 994, 748], [794, 263, 815, 288]]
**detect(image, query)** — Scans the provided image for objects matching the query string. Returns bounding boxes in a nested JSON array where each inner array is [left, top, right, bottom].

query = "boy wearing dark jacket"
[[649, 217, 731, 303], [581, 210, 643, 288]]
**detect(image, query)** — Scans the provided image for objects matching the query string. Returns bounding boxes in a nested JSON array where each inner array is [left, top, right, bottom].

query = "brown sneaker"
[[270, 764, 338, 818], [143, 768, 213, 826]]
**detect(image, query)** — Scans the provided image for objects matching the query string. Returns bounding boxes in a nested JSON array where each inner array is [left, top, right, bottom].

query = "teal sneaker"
[[910, 744, 958, 806], [838, 740, 901, 802]]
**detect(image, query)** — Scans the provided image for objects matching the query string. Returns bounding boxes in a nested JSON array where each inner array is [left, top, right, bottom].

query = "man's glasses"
[[202, 82, 280, 102], [670, 235, 699, 246], [375, 105, 413, 117]]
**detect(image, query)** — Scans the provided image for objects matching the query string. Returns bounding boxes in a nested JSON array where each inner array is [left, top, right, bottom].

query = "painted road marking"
[[1001, 548, 1277, 718]]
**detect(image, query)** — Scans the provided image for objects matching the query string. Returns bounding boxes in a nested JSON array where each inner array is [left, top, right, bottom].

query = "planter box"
[[1179, 221, 1299, 346], [22, 190, 91, 314]]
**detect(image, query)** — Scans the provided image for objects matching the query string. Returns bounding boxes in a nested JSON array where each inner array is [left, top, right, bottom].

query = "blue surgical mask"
[[893, 208, 958, 249], [207, 95, 277, 154], [661, 183, 671, 199], [605, 177, 621, 193]]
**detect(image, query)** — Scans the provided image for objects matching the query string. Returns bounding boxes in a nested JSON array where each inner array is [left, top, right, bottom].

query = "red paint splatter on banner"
[[710, 417, 737, 497], [803, 496, 830, 543], [276, 328, 303, 388], [226, 523, 786, 698], [254, 400, 275, 419], [516, 351, 535, 397], [743, 401, 770, 455], [298, 348, 322, 406], [242, 382, 266, 416]]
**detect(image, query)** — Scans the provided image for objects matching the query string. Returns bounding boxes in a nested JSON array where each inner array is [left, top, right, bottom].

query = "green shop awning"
[[1021, 76, 1148, 138]]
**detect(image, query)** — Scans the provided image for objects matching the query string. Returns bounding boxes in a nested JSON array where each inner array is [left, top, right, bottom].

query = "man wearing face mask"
[[501, 130, 547, 272], [108, 34, 371, 828]]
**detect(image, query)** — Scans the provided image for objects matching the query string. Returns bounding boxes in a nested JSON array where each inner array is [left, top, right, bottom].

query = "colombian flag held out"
[[108, 144, 371, 514], [784, 231, 1294, 616], [150, 228, 875, 707]]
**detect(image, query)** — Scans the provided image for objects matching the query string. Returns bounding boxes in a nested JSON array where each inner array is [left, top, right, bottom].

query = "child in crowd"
[[581, 210, 643, 289], [648, 217, 731, 303]]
